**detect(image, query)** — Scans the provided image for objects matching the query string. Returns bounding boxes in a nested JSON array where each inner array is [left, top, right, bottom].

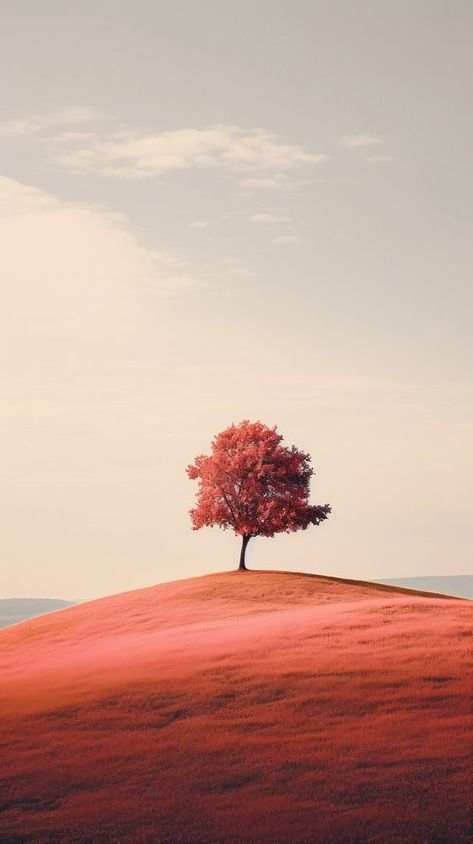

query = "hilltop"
[[0, 570, 471, 843]]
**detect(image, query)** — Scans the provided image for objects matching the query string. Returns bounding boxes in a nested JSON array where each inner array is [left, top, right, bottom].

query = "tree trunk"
[[238, 535, 250, 571]]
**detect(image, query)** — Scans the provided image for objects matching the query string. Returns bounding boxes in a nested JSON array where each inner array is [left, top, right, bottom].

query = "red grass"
[[0, 570, 471, 843]]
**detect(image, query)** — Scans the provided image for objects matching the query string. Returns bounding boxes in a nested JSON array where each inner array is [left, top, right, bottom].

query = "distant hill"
[[0, 598, 75, 629], [375, 575, 473, 600], [0, 570, 471, 843]]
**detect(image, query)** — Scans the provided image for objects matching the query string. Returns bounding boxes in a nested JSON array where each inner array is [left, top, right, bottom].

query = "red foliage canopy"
[[186, 420, 331, 542]]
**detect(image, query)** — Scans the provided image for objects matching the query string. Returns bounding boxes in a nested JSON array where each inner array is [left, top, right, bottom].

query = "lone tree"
[[186, 420, 331, 571]]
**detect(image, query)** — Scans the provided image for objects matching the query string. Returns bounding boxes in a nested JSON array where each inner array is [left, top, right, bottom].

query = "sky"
[[1, 0, 472, 599]]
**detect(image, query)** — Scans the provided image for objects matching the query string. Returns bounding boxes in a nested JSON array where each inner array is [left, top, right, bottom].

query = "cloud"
[[0, 174, 200, 363], [337, 134, 383, 149], [272, 235, 301, 245], [189, 220, 210, 228], [248, 213, 290, 224], [1, 109, 329, 187], [51, 123, 328, 178], [0, 106, 105, 137], [218, 257, 259, 278], [239, 176, 287, 189], [239, 175, 326, 194]]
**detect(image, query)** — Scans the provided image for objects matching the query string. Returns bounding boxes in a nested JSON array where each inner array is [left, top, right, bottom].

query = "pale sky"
[[1, 1, 472, 599]]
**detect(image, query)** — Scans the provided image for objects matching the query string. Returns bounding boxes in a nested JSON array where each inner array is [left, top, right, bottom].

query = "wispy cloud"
[[239, 174, 326, 193], [239, 175, 289, 190], [248, 213, 290, 224], [219, 257, 259, 278], [337, 133, 383, 149], [0, 106, 105, 137], [189, 220, 210, 229], [1, 109, 330, 190], [50, 123, 328, 178], [272, 235, 301, 245]]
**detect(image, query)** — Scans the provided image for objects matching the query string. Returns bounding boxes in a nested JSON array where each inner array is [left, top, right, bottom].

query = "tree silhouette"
[[186, 420, 331, 570]]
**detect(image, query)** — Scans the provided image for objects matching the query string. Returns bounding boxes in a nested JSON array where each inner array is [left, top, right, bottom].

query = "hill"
[[375, 575, 473, 600], [0, 570, 471, 843], [0, 598, 76, 629]]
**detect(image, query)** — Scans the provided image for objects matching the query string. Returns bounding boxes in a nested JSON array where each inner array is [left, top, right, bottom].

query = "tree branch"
[[220, 488, 238, 528]]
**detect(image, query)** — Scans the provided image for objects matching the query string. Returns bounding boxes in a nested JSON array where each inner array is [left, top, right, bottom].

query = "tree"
[[186, 420, 331, 571]]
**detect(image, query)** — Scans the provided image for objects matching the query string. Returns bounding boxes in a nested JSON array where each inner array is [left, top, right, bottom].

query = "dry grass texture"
[[0, 570, 471, 843]]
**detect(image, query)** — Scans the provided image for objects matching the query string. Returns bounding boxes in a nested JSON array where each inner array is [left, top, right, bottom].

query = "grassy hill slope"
[[0, 570, 471, 843]]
